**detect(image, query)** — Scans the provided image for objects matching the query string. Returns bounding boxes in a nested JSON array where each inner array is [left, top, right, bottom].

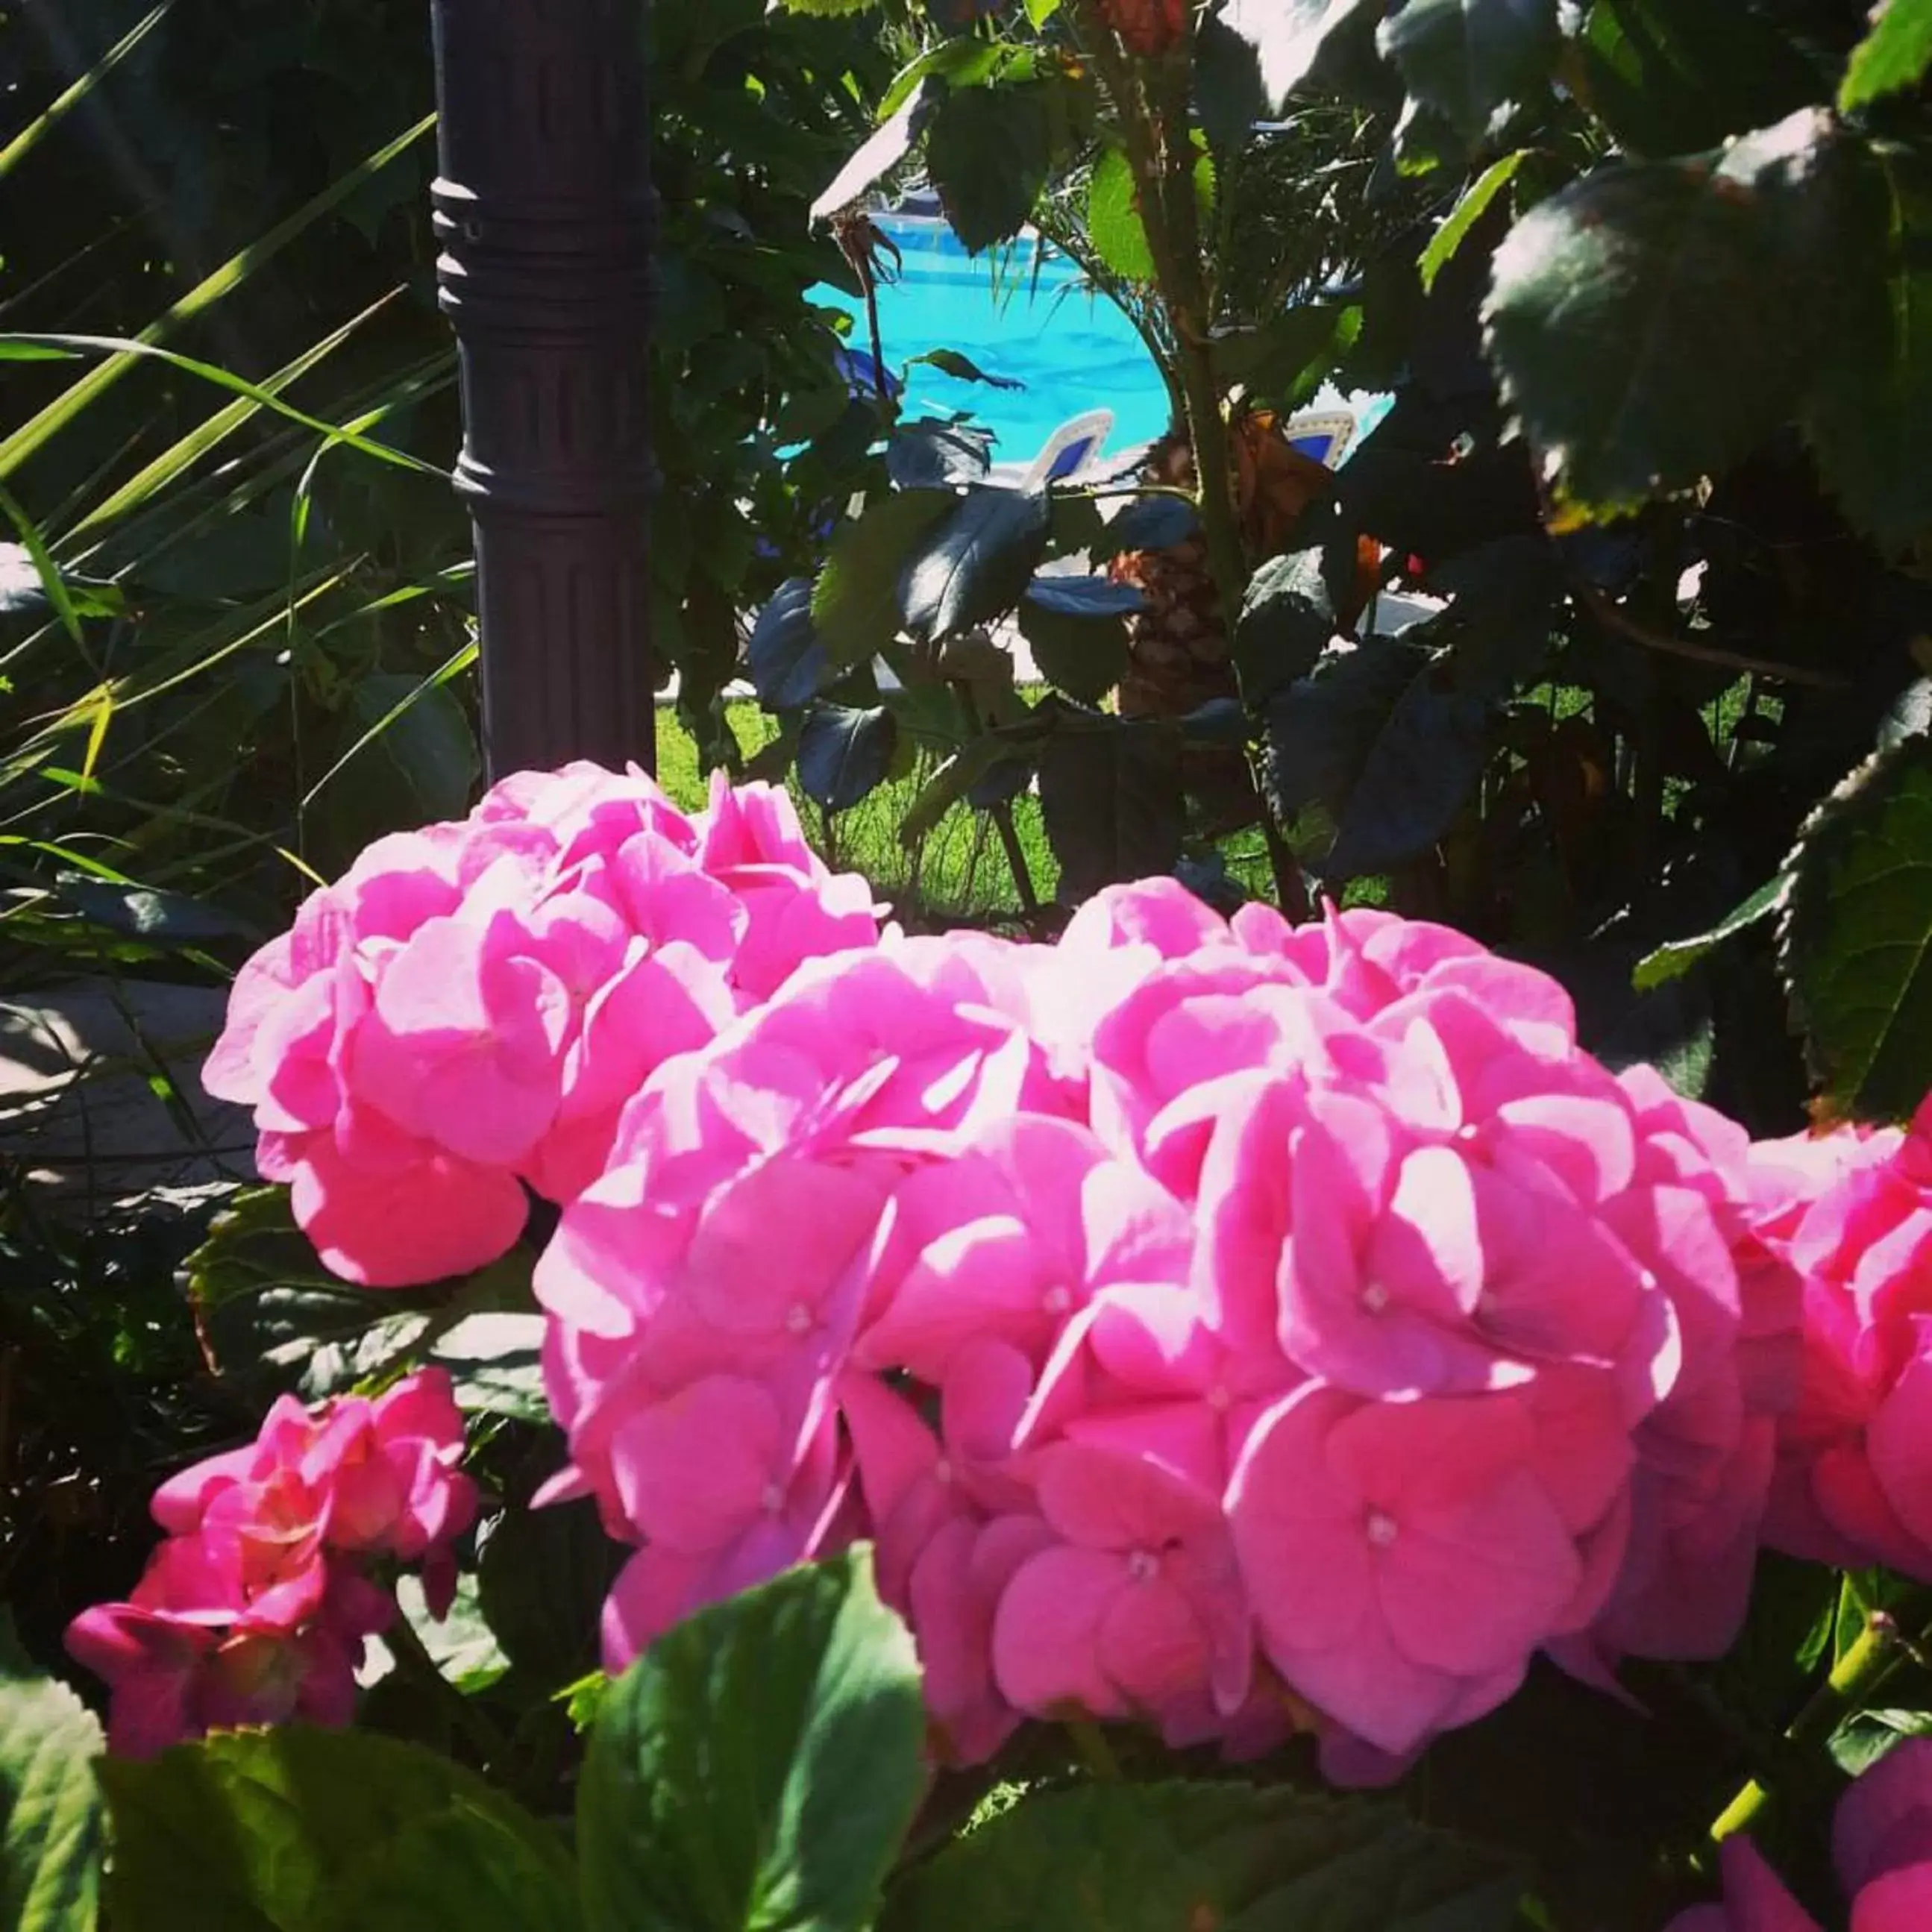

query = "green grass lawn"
[[656, 701, 1058, 923]]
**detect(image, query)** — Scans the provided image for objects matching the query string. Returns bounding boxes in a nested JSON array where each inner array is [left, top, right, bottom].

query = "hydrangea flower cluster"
[[203, 764, 882, 1288], [533, 866, 1809, 1767], [1669, 1738, 1932, 1930], [1754, 1102, 1932, 1582], [92, 764, 1932, 1778], [66, 1369, 474, 1758]]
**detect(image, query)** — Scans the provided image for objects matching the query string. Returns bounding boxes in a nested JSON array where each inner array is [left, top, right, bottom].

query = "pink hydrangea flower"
[[1760, 1105, 1932, 1580], [206, 767, 882, 1287], [66, 1370, 473, 1755]]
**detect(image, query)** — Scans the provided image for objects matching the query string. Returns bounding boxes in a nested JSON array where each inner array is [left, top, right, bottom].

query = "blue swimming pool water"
[[809, 216, 1175, 468]]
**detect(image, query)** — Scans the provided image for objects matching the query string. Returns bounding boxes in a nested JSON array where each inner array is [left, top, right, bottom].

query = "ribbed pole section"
[[430, 0, 656, 777]]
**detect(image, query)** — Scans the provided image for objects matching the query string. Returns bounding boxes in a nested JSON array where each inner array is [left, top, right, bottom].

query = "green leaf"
[[812, 491, 954, 668], [1841, 0, 1932, 110], [342, 673, 478, 827], [903, 351, 1023, 392], [430, 1312, 550, 1424], [478, 1500, 618, 1685], [98, 1726, 577, 1932], [898, 488, 1052, 642], [1780, 733, 1932, 1123], [925, 83, 1053, 253], [0, 1613, 103, 1932], [1378, 0, 1561, 141], [1095, 493, 1199, 558], [797, 703, 900, 812], [747, 579, 831, 711], [1017, 578, 1139, 703], [576, 1549, 925, 1932], [1038, 712, 1186, 903], [1088, 148, 1155, 282], [1801, 140, 1932, 552], [1421, 151, 1529, 293], [1484, 110, 1851, 521], [879, 1781, 1522, 1932], [885, 420, 996, 492], [1577, 0, 1834, 159], [1223, 0, 1377, 109], [1234, 548, 1341, 707], [811, 81, 936, 223], [1634, 875, 1791, 990], [52, 875, 254, 944]]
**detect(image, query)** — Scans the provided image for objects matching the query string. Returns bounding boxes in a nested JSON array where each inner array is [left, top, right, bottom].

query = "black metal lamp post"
[[429, 0, 656, 779]]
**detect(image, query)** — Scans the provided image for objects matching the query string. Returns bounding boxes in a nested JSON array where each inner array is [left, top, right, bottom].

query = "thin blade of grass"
[[0, 110, 436, 477], [0, 0, 176, 182]]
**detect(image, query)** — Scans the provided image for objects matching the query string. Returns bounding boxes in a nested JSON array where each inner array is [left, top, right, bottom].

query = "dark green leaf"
[[904, 351, 1023, 391], [1038, 713, 1185, 903], [1088, 148, 1155, 282], [1235, 548, 1341, 706], [1267, 635, 1425, 824], [1196, 11, 1270, 151], [1017, 581, 1135, 703], [53, 875, 255, 944], [478, 1499, 619, 1684], [1842, 0, 1932, 110], [879, 1781, 1522, 1932], [1802, 140, 1932, 551], [1422, 151, 1529, 292], [1098, 494, 1199, 556], [1578, 0, 1835, 158], [886, 420, 996, 492], [1378, 0, 1561, 141], [898, 487, 1051, 641], [1781, 733, 1932, 1123], [98, 1726, 577, 1932], [926, 83, 1053, 253], [577, 1549, 924, 1932], [798, 703, 900, 811], [0, 1612, 103, 1932], [747, 578, 830, 711], [812, 490, 954, 668], [1223, 0, 1378, 109], [897, 713, 1054, 847], [1634, 875, 1791, 990], [1323, 673, 1490, 880], [346, 673, 478, 826], [1484, 110, 1853, 521]]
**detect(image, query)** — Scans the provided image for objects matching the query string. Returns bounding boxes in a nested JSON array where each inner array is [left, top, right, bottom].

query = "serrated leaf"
[[98, 1726, 577, 1932], [0, 1613, 103, 1932], [1578, 0, 1832, 159], [747, 578, 830, 711], [812, 490, 954, 667], [1781, 733, 1932, 1123], [1379, 0, 1561, 140], [577, 1550, 924, 1932], [1801, 139, 1932, 552], [798, 703, 899, 812], [1634, 875, 1790, 990], [1235, 548, 1341, 706], [1099, 493, 1199, 556], [879, 1781, 1521, 1932], [886, 419, 996, 492], [1088, 148, 1155, 281], [1484, 110, 1851, 521], [1017, 580, 1138, 703], [898, 487, 1051, 641], [1223, 0, 1376, 109], [1038, 713, 1185, 903], [926, 83, 1053, 253], [1841, 0, 1932, 110], [1422, 151, 1529, 292]]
